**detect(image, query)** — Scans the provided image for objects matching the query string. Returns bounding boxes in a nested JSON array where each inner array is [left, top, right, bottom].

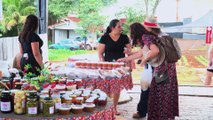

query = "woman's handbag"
[[154, 61, 169, 85]]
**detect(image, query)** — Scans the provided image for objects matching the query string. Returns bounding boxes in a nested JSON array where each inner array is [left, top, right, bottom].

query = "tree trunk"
[[144, 0, 149, 17], [152, 0, 161, 16]]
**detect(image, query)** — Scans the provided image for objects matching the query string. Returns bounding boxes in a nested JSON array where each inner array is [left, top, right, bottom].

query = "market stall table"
[[0, 98, 115, 120], [51, 67, 133, 94]]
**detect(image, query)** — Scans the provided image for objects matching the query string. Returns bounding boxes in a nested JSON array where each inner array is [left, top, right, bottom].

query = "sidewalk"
[[116, 85, 213, 120]]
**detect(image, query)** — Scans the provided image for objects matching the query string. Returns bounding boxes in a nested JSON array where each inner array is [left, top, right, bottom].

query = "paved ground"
[[116, 85, 213, 120]]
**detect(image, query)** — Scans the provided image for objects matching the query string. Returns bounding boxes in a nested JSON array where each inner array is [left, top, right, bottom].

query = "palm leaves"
[[1, 0, 36, 36]]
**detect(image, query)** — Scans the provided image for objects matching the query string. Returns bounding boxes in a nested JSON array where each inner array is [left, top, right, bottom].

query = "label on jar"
[[49, 106, 54, 114], [28, 107, 37, 114], [22, 100, 25, 108], [0, 102, 11, 111], [55, 102, 61, 109], [40, 103, 43, 110]]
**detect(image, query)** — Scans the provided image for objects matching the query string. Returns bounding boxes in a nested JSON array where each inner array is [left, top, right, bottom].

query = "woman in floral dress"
[[118, 17, 179, 120]]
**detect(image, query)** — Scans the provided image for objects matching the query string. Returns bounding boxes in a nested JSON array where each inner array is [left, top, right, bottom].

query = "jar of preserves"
[[14, 91, 26, 114], [26, 91, 38, 116], [51, 93, 61, 112], [0, 90, 12, 113], [39, 94, 49, 113], [43, 97, 55, 116], [2, 80, 11, 89], [10, 89, 20, 112], [13, 77, 21, 89]]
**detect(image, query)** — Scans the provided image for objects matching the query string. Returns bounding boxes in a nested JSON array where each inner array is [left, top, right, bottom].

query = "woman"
[[124, 23, 151, 118], [98, 19, 131, 115], [19, 14, 43, 76], [204, 44, 213, 85], [118, 17, 179, 120], [12, 53, 22, 70]]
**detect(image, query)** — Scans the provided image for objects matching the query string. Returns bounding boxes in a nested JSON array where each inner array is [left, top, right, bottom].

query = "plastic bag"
[[141, 64, 153, 89]]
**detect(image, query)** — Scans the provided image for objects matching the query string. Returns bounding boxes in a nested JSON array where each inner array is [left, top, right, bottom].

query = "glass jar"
[[2, 80, 11, 89], [10, 89, 20, 112], [14, 91, 26, 114], [13, 77, 21, 89], [98, 97, 107, 106], [43, 97, 55, 116], [51, 93, 61, 112], [39, 94, 49, 113], [26, 91, 38, 117], [0, 91, 12, 113]]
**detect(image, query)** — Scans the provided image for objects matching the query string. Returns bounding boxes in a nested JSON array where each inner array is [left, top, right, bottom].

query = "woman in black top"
[[19, 15, 43, 76], [98, 19, 131, 115]]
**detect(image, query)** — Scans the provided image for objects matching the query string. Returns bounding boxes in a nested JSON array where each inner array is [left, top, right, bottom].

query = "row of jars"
[[0, 90, 55, 117], [75, 61, 125, 70], [1, 89, 107, 116]]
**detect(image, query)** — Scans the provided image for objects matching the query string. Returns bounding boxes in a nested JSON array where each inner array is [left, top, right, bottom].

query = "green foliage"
[[195, 55, 208, 66], [116, 7, 145, 35], [48, 0, 78, 19], [74, 0, 107, 37], [49, 49, 96, 61], [48, 0, 116, 37], [1, 0, 37, 37]]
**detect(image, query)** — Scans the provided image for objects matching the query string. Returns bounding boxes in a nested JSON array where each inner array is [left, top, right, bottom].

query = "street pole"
[[38, 0, 48, 34], [176, 0, 180, 22]]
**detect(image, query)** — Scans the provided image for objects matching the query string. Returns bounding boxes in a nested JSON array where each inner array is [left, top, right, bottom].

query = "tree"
[[116, 7, 145, 35], [75, 0, 106, 38], [48, 0, 117, 41], [144, 0, 162, 16], [1, 0, 36, 36], [48, 0, 78, 20]]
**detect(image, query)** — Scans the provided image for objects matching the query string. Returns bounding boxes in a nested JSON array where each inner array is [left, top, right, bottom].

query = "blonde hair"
[[13, 53, 22, 69]]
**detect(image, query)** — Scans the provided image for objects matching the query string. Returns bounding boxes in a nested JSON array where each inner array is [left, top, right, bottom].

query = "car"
[[73, 37, 87, 49], [49, 39, 80, 50], [73, 37, 98, 50]]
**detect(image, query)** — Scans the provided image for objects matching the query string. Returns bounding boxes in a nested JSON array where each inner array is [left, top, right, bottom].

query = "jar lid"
[[44, 97, 53, 100], [98, 97, 106, 100], [76, 97, 84, 101], [65, 97, 72, 100], [2, 90, 10, 94], [2, 79, 9, 82], [10, 89, 20, 93], [14, 77, 21, 80], [28, 90, 37, 94], [75, 79, 82, 82], [40, 94, 49, 98], [51, 94, 60, 98]]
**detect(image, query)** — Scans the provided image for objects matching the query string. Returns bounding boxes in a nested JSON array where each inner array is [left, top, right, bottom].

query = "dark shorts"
[[207, 69, 213, 72]]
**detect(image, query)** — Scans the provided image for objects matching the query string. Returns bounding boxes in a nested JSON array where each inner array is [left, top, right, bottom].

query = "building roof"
[[162, 9, 213, 33], [48, 16, 81, 30]]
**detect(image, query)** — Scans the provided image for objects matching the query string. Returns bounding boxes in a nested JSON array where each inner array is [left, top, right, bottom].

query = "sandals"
[[132, 112, 145, 119], [115, 111, 121, 115]]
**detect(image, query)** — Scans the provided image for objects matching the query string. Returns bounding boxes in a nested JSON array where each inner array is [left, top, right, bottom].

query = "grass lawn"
[[48, 49, 96, 61]]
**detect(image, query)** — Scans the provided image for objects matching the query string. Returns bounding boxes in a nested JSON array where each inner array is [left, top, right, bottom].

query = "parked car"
[[49, 39, 80, 50], [73, 37, 87, 49], [73, 37, 98, 50]]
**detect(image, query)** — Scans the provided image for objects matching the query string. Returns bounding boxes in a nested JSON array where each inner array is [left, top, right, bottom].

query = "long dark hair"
[[104, 19, 119, 35], [130, 22, 147, 47], [19, 14, 38, 42], [150, 28, 161, 35]]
